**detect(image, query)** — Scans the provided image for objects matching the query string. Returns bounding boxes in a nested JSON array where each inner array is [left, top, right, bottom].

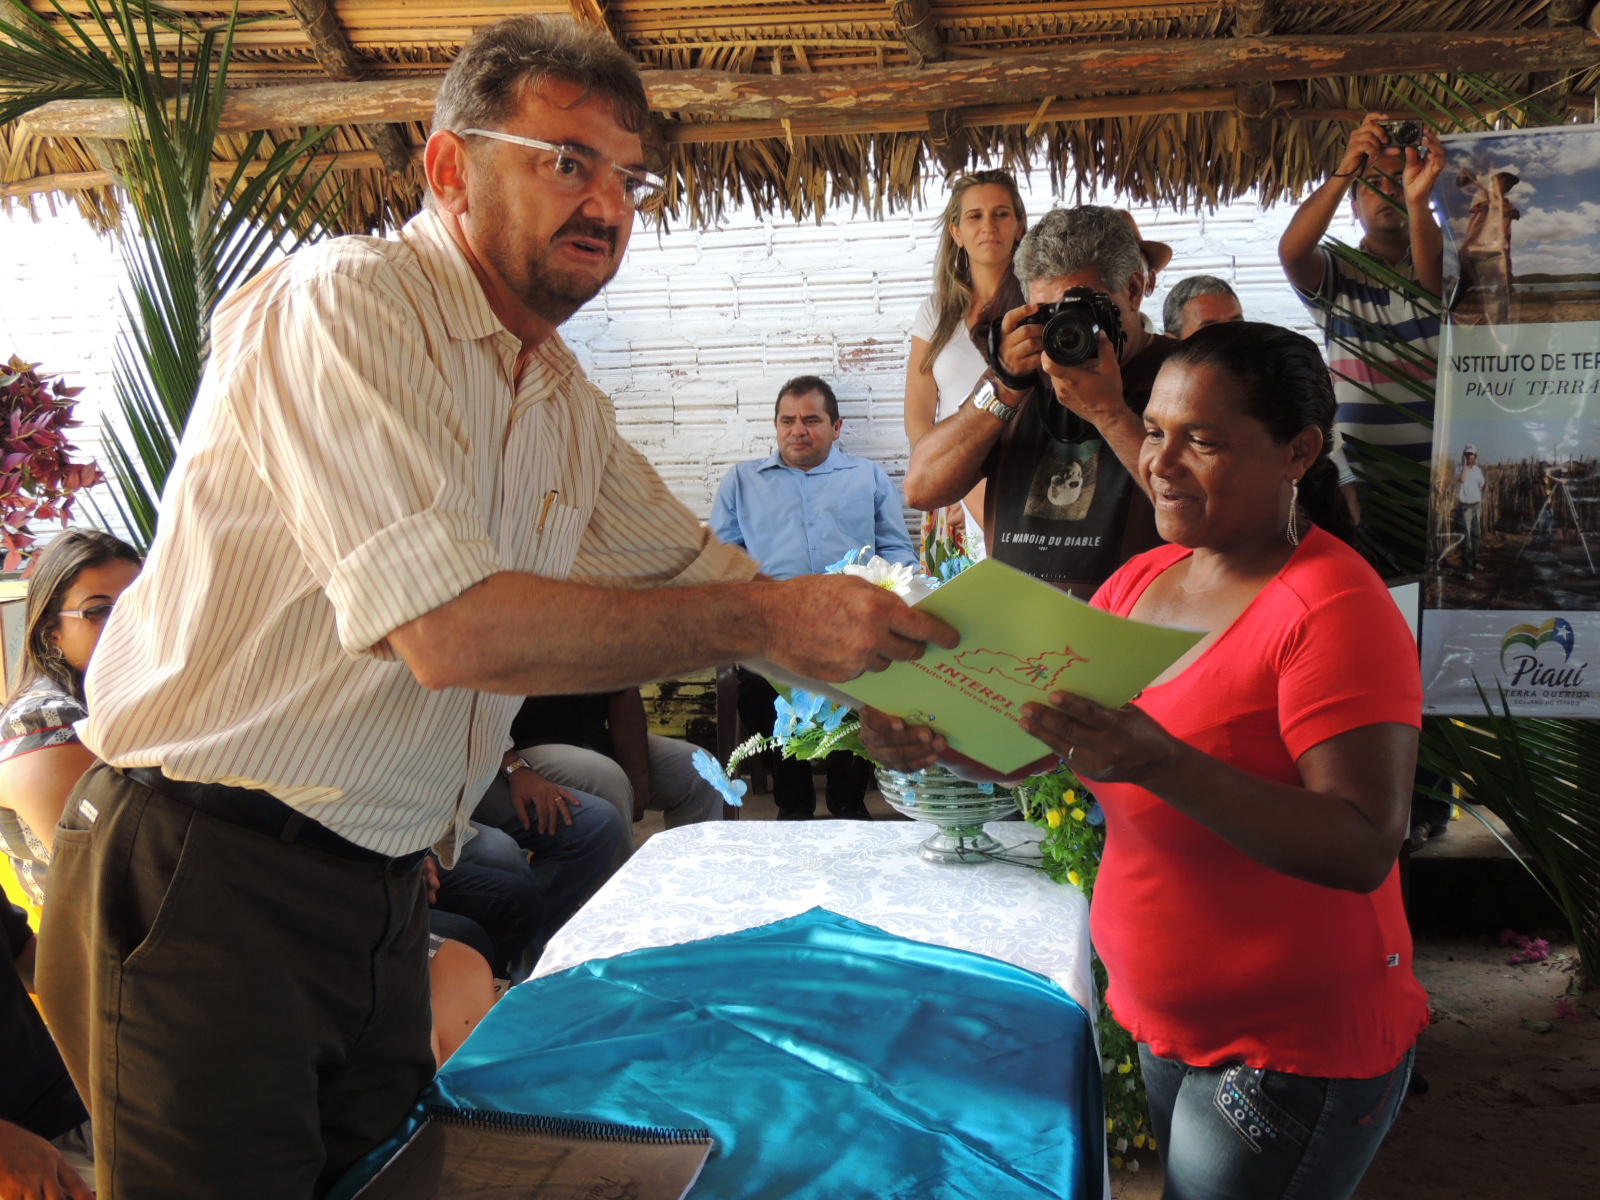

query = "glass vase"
[[874, 764, 1019, 864]]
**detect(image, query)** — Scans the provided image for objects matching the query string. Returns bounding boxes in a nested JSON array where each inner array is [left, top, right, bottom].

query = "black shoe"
[[829, 807, 874, 821], [776, 810, 814, 821]]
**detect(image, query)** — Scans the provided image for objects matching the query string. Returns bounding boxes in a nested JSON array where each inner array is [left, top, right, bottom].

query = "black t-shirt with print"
[[983, 336, 1178, 597]]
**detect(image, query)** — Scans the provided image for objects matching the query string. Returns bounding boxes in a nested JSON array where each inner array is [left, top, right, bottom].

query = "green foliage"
[[0, 1, 347, 549], [1017, 768, 1155, 1171], [1419, 695, 1600, 981]]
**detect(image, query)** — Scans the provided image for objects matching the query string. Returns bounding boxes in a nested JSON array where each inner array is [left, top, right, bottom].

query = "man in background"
[[1162, 274, 1244, 339], [1279, 111, 1446, 527], [712, 375, 917, 820]]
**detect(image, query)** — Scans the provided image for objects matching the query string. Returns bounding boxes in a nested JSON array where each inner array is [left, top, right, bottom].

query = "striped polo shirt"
[[1297, 243, 1440, 471]]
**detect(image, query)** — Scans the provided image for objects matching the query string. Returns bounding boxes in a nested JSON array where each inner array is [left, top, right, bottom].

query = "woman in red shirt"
[[864, 322, 1426, 1200]]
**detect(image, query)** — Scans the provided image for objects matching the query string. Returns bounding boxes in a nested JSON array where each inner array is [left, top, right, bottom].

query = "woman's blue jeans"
[[1139, 1043, 1415, 1200]]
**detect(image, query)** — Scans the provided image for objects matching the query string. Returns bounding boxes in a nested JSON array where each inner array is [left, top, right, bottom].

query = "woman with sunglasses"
[[1, 531, 143, 906]]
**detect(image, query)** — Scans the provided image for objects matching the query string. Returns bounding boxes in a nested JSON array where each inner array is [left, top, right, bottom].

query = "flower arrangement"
[[0, 357, 104, 572]]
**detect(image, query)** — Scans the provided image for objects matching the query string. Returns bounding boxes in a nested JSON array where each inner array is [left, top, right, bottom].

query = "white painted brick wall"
[[1, 181, 1362, 540]]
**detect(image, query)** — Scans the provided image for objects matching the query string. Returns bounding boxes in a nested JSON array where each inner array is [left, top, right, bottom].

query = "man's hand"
[[1040, 332, 1128, 428], [421, 855, 442, 906], [759, 576, 958, 682], [508, 767, 581, 835], [1403, 127, 1447, 210], [858, 706, 946, 772], [994, 302, 1045, 382], [1336, 112, 1392, 179], [0, 1120, 95, 1200]]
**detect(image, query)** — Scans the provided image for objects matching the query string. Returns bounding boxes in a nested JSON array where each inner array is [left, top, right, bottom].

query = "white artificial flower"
[[840, 555, 917, 597]]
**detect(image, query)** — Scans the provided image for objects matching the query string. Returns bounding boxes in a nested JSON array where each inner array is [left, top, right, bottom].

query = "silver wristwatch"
[[970, 378, 1019, 423]]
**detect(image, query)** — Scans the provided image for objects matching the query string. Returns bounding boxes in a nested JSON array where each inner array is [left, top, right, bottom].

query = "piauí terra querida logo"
[[1499, 617, 1585, 688]]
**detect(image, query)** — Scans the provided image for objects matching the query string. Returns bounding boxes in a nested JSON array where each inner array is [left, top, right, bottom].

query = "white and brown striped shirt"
[[83, 209, 755, 858]]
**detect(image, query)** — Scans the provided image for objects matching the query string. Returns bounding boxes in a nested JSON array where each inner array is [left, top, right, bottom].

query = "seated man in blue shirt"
[[711, 375, 918, 819]]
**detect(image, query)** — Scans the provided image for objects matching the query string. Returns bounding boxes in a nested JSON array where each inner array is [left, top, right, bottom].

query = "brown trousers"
[[36, 764, 433, 1199]]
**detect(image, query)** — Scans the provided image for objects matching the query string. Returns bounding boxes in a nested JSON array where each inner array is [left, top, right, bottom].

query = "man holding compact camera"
[[904, 205, 1177, 597], [1280, 112, 1446, 525]]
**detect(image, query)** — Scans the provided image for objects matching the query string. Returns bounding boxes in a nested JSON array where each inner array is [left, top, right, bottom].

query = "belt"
[[123, 767, 428, 871]]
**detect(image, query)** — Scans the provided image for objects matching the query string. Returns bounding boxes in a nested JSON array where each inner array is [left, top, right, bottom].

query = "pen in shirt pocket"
[[537, 489, 558, 535]]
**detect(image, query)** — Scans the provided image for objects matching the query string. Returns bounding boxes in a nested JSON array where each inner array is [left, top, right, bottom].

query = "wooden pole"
[[283, 0, 412, 176]]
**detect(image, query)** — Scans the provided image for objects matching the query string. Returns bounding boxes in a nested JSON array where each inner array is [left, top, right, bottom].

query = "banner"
[[1423, 126, 1600, 716]]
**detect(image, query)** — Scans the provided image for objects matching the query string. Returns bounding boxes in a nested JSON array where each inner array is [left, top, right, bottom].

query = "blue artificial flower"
[[691, 748, 747, 807], [824, 546, 873, 575], [774, 690, 827, 740], [937, 553, 975, 582], [1085, 800, 1105, 827], [978, 782, 995, 796]]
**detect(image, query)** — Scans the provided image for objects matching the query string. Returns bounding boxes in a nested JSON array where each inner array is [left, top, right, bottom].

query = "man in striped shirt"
[[36, 18, 954, 1199], [1279, 111, 1446, 523]]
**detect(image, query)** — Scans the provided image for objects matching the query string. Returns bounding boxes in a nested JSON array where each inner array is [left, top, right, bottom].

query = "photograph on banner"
[[1423, 125, 1600, 717]]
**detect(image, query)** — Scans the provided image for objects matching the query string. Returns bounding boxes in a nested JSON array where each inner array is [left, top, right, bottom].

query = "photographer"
[[1279, 112, 1446, 521], [904, 205, 1177, 597]]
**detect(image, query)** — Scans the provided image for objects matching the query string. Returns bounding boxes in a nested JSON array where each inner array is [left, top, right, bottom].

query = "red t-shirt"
[[1087, 526, 1429, 1079]]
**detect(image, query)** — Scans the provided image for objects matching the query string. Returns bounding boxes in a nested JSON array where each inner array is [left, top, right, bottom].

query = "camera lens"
[[1043, 310, 1098, 366]]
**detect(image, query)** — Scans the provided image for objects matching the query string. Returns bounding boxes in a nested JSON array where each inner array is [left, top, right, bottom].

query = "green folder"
[[831, 558, 1204, 779]]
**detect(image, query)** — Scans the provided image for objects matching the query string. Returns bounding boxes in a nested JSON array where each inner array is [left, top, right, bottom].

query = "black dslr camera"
[[1379, 119, 1424, 149], [1022, 287, 1126, 367]]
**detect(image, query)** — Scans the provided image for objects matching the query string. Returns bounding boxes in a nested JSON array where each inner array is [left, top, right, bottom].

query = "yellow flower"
[[1117, 1061, 1133, 1075], [1110, 1156, 1124, 1171], [1133, 1134, 1146, 1149], [1148, 1136, 1158, 1150], [1046, 808, 1063, 828], [1067, 870, 1082, 887], [1071, 807, 1087, 821], [1105, 1118, 1115, 1134]]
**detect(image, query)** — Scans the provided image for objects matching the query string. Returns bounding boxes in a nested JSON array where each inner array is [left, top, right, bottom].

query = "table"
[[536, 821, 1096, 1018], [390, 821, 1107, 1200]]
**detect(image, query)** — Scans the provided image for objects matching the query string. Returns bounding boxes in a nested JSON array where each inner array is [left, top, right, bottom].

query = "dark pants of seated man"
[[36, 763, 433, 1200], [735, 668, 873, 820], [468, 775, 628, 959]]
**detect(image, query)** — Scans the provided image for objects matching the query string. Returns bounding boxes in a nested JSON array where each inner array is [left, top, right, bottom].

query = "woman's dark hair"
[[11, 529, 142, 702], [1163, 322, 1356, 546]]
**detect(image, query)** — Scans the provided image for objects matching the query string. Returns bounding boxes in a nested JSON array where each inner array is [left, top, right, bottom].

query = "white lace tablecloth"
[[535, 821, 1094, 1016]]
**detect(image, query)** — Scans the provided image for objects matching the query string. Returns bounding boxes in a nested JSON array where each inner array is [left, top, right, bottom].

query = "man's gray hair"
[[1013, 206, 1145, 294], [433, 16, 649, 136], [1162, 275, 1238, 336]]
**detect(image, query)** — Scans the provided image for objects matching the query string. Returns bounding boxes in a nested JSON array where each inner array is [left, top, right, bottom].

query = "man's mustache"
[[552, 216, 618, 251]]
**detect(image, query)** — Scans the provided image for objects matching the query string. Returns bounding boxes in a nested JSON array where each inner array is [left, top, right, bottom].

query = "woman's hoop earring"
[[1286, 479, 1301, 547]]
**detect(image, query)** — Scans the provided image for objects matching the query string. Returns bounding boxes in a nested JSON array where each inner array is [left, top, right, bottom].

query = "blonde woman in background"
[[904, 170, 1027, 560]]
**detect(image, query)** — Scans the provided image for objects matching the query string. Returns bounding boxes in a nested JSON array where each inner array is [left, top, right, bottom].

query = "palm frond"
[[1419, 691, 1600, 977], [15, 1, 350, 549]]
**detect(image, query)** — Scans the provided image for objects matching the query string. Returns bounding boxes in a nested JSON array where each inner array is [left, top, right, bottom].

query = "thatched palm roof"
[[4, 0, 1600, 231]]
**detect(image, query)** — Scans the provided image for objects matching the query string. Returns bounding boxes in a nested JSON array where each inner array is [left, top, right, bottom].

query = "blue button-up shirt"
[[710, 447, 917, 581]]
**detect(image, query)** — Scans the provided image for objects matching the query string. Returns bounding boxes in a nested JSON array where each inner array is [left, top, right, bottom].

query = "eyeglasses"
[[59, 601, 117, 625], [459, 128, 666, 210]]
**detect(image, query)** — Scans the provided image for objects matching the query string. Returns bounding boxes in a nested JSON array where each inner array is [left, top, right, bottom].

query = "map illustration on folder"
[[829, 558, 1204, 780]]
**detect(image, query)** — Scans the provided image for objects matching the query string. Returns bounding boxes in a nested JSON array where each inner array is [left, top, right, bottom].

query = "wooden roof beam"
[[1530, 1, 1598, 106], [285, 0, 412, 176], [19, 29, 1600, 140]]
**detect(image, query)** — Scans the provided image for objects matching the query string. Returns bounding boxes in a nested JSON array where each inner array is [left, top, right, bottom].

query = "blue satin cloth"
[[338, 908, 1100, 1199]]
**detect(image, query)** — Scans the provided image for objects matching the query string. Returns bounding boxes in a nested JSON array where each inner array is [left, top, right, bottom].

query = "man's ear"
[[424, 131, 472, 216], [1124, 271, 1146, 313]]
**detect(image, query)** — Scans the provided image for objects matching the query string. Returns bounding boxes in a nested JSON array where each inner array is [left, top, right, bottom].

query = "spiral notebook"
[[352, 1104, 714, 1200]]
